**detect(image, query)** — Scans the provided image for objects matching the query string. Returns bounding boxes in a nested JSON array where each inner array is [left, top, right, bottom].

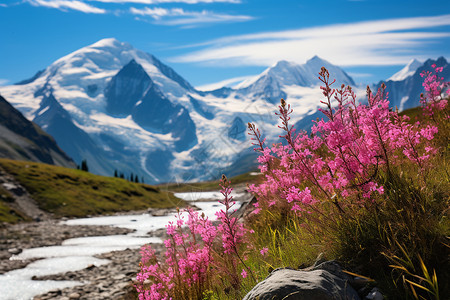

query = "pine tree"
[[114, 170, 118, 177], [81, 159, 89, 172]]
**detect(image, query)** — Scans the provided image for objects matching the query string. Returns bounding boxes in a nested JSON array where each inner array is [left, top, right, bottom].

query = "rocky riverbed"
[[0, 190, 250, 300], [0, 220, 133, 274], [0, 218, 165, 300], [34, 248, 141, 300], [34, 230, 168, 300]]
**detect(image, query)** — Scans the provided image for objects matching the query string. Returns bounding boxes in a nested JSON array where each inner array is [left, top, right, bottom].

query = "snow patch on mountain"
[[235, 56, 355, 103], [388, 59, 422, 81]]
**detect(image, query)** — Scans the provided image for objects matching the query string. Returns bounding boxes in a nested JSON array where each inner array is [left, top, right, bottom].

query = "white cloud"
[[195, 75, 255, 91], [171, 14, 450, 66], [130, 6, 252, 26], [0, 79, 10, 86], [347, 72, 373, 78], [27, 0, 106, 13], [89, 0, 240, 3]]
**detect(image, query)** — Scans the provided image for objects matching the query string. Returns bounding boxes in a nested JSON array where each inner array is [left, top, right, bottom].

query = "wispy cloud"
[[347, 72, 373, 78], [89, 0, 240, 3], [130, 6, 252, 26], [195, 75, 254, 91], [27, 0, 106, 13], [0, 79, 10, 86], [172, 14, 450, 66]]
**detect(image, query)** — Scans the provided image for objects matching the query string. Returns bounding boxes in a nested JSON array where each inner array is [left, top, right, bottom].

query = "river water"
[[0, 191, 242, 300]]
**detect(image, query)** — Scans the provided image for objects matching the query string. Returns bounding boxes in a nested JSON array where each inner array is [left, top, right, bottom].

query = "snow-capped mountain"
[[4, 38, 443, 183], [0, 38, 202, 182], [236, 56, 355, 103], [388, 59, 422, 81], [380, 57, 449, 111]]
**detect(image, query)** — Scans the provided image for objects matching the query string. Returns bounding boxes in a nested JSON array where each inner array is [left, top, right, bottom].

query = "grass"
[[160, 171, 261, 193], [0, 201, 28, 223], [0, 158, 186, 221], [0, 185, 30, 223], [248, 210, 320, 271]]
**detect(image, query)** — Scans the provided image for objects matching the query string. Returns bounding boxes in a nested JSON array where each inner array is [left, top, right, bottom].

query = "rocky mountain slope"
[[0, 95, 75, 168], [380, 57, 449, 111]]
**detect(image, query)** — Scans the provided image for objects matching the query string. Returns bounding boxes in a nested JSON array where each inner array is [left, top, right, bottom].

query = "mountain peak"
[[305, 55, 331, 67], [105, 59, 152, 116], [307, 55, 322, 62], [89, 38, 124, 49], [388, 58, 423, 81], [273, 60, 294, 68], [424, 56, 448, 67], [86, 38, 135, 53], [126, 58, 139, 67], [238, 56, 355, 97], [267, 60, 298, 75]]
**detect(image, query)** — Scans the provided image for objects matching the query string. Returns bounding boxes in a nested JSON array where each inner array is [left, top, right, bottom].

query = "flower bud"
[[222, 174, 228, 182]]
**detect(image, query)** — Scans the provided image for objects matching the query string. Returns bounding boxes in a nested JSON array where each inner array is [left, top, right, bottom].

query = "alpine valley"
[[1, 38, 448, 183]]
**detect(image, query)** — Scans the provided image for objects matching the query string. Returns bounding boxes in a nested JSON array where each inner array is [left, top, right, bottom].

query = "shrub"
[[247, 65, 449, 299]]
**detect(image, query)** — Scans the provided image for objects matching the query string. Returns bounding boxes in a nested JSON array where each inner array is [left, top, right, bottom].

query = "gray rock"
[[312, 260, 352, 281], [7, 248, 21, 255], [365, 287, 383, 300], [243, 268, 360, 300], [148, 208, 168, 216], [2, 183, 24, 196]]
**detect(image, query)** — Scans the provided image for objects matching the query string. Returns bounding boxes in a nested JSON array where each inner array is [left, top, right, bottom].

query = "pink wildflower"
[[260, 247, 269, 256]]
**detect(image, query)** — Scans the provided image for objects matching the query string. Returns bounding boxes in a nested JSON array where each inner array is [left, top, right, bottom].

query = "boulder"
[[243, 268, 360, 300]]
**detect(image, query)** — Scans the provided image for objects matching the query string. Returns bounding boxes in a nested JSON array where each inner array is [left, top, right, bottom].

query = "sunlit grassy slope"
[[161, 171, 261, 193], [0, 184, 27, 223], [0, 158, 185, 222]]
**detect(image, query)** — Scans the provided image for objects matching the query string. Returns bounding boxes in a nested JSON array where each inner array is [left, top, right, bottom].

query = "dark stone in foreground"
[[243, 268, 360, 300]]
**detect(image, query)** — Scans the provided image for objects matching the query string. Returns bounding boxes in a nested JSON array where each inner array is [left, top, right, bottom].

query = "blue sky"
[[1, 0, 449, 88]]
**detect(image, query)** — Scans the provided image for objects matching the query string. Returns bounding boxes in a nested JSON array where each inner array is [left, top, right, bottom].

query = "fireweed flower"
[[136, 175, 255, 298], [248, 66, 444, 215], [136, 65, 447, 299], [260, 247, 269, 256]]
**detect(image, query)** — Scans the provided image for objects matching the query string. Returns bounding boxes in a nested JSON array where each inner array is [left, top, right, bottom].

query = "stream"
[[0, 191, 242, 300]]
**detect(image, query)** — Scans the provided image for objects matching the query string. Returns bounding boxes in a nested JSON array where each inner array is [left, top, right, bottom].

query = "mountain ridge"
[[0, 95, 75, 168], [1, 38, 446, 183], [380, 56, 449, 111]]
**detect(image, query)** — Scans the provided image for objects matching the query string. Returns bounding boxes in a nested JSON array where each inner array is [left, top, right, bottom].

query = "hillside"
[[0, 159, 185, 223], [0, 95, 75, 168]]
